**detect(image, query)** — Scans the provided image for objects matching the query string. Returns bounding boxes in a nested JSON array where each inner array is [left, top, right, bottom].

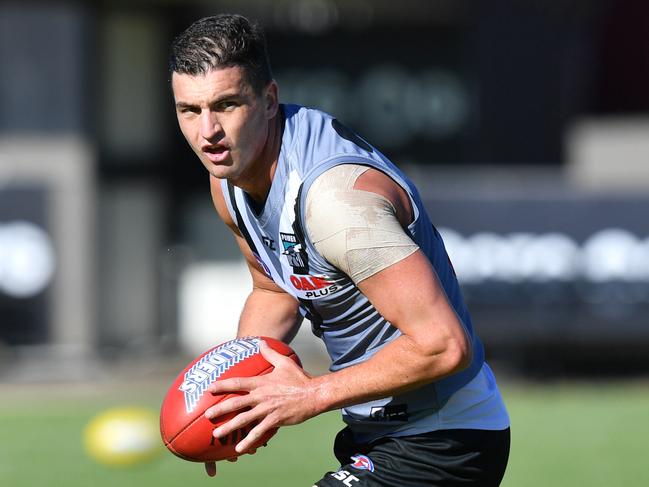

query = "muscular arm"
[[210, 177, 302, 343], [311, 250, 470, 411], [205, 167, 472, 453], [306, 167, 470, 410]]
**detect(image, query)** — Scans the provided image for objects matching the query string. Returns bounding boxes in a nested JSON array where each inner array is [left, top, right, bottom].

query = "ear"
[[264, 80, 279, 119]]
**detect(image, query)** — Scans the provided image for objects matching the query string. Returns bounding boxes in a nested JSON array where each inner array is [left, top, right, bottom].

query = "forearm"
[[237, 287, 302, 343], [309, 332, 468, 414], [204, 306, 470, 455]]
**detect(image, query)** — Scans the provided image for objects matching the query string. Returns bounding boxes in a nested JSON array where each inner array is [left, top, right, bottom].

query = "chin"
[[208, 168, 230, 180], [203, 160, 233, 178]]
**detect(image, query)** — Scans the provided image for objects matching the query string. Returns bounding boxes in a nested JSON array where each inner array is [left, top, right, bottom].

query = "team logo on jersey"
[[350, 454, 375, 472], [280, 232, 309, 275]]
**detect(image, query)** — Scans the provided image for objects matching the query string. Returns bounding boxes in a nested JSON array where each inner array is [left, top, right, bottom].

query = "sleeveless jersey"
[[221, 104, 496, 440]]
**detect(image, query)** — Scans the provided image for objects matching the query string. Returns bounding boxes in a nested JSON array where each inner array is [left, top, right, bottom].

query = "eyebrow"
[[175, 101, 197, 110], [175, 93, 243, 110]]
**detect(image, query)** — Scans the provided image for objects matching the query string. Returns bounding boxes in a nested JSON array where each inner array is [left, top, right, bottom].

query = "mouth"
[[201, 145, 230, 163]]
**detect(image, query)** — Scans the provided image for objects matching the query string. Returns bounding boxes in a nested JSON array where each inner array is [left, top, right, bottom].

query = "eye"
[[215, 100, 238, 111], [177, 105, 200, 117]]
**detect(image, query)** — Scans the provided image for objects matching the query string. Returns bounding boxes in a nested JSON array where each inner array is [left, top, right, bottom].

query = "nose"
[[199, 111, 222, 140]]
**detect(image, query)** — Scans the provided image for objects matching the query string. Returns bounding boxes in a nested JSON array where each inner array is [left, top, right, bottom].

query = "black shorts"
[[313, 427, 510, 487]]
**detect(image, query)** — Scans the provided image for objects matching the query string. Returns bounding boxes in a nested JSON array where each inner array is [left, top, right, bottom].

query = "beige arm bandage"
[[305, 164, 419, 284]]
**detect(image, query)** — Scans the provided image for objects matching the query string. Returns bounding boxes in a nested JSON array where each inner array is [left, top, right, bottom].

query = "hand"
[[204, 340, 319, 455]]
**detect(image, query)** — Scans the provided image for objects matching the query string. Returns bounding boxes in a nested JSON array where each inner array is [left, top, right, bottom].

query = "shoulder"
[[304, 164, 419, 282], [354, 168, 413, 227], [305, 165, 369, 233], [306, 164, 412, 228], [283, 105, 349, 164]]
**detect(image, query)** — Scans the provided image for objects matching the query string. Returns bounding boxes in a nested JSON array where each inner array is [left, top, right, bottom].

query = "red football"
[[159, 336, 301, 462]]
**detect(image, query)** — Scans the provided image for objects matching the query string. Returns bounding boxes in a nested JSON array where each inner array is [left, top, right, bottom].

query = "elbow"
[[444, 333, 472, 375]]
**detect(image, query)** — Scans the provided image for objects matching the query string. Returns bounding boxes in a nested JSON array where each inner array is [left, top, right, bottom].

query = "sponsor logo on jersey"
[[289, 274, 339, 299], [261, 236, 276, 251], [178, 338, 260, 413], [280, 233, 339, 299], [289, 275, 331, 290], [350, 454, 375, 472]]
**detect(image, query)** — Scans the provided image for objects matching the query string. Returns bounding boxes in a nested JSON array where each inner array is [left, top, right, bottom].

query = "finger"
[[235, 415, 276, 454], [258, 340, 290, 368], [207, 376, 257, 394], [213, 407, 265, 439], [204, 462, 217, 477], [204, 394, 254, 420]]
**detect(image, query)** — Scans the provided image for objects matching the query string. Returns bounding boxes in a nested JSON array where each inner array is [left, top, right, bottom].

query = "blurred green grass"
[[1, 380, 648, 487]]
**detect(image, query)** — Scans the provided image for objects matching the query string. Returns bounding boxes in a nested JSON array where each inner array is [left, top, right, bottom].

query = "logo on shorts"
[[329, 469, 360, 485], [350, 454, 374, 472]]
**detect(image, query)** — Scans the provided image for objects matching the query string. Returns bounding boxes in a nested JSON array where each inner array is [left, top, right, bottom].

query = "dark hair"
[[169, 14, 273, 94]]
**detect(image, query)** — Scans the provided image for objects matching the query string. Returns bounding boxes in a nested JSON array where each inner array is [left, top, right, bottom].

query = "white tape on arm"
[[305, 164, 419, 283]]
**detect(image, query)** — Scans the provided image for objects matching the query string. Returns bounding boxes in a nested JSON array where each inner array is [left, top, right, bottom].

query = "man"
[[169, 14, 510, 486]]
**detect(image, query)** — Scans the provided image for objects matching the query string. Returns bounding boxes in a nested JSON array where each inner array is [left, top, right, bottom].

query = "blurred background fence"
[[1, 0, 648, 380]]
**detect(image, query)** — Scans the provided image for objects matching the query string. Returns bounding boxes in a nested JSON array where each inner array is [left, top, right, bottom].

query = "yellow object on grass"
[[83, 406, 162, 467]]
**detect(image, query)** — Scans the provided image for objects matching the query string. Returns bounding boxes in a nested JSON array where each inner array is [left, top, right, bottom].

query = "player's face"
[[172, 66, 278, 184]]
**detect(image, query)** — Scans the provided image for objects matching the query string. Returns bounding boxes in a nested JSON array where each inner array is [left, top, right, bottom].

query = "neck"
[[238, 108, 284, 204]]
